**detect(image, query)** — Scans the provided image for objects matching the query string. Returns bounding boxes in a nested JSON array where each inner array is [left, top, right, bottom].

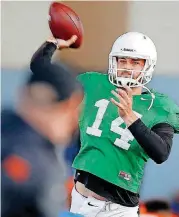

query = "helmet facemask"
[[108, 32, 157, 110], [108, 54, 154, 88]]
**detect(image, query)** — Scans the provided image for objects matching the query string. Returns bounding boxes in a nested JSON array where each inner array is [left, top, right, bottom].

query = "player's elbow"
[[154, 153, 169, 164], [154, 141, 172, 164]]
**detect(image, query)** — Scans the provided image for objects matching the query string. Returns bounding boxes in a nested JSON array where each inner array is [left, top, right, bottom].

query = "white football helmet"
[[108, 32, 157, 87]]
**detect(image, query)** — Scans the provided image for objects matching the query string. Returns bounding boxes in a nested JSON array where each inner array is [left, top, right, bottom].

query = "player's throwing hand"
[[47, 35, 78, 49], [111, 86, 138, 126]]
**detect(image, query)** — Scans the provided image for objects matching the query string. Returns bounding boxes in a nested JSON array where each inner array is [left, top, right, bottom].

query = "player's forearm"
[[30, 42, 57, 74], [122, 112, 139, 127], [128, 119, 174, 164]]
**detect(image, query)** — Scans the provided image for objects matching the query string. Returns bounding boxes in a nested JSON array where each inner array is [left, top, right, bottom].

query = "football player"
[[30, 32, 179, 217]]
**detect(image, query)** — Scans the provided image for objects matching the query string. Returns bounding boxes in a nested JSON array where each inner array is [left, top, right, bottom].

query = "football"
[[48, 2, 84, 48]]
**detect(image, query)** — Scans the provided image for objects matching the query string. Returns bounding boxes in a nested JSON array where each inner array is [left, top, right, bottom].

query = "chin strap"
[[141, 85, 155, 110], [109, 72, 155, 110], [119, 74, 155, 110]]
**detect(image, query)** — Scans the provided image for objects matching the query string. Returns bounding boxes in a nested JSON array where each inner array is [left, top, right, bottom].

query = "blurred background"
[[1, 1, 179, 216]]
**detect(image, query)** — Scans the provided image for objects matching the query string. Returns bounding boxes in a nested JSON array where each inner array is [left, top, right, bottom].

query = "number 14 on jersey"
[[86, 99, 142, 150]]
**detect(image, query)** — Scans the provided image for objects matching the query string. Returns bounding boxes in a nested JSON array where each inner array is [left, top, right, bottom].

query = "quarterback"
[[30, 32, 179, 217]]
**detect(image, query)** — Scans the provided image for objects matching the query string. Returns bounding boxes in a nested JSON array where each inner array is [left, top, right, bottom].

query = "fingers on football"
[[67, 35, 78, 46], [71, 35, 78, 41]]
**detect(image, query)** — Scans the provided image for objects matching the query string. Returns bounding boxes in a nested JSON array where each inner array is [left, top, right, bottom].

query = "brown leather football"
[[49, 2, 84, 48]]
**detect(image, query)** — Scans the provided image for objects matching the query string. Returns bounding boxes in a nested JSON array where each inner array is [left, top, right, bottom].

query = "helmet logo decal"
[[121, 48, 136, 52]]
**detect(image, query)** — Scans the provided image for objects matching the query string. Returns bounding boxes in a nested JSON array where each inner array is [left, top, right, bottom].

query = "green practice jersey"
[[73, 72, 179, 193]]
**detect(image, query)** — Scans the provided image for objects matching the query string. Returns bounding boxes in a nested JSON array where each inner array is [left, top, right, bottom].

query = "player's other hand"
[[47, 35, 78, 50], [111, 86, 138, 126]]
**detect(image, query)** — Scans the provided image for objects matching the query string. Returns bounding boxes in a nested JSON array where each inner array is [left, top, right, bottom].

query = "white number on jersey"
[[86, 99, 109, 137], [86, 99, 142, 150]]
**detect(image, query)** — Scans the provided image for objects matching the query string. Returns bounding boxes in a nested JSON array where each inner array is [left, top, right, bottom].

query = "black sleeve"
[[29, 42, 84, 102], [30, 42, 57, 75], [128, 119, 174, 164]]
